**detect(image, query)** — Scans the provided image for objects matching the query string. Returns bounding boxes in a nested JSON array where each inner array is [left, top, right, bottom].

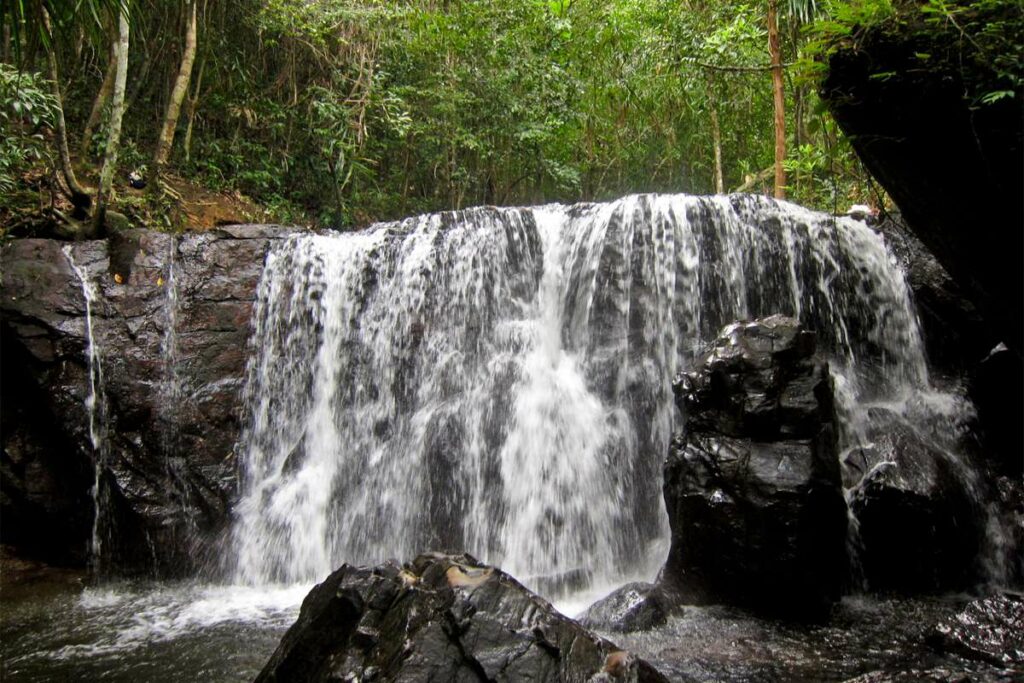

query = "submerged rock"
[[578, 582, 674, 633], [661, 315, 848, 618], [927, 594, 1024, 667], [0, 226, 293, 574], [255, 553, 668, 683]]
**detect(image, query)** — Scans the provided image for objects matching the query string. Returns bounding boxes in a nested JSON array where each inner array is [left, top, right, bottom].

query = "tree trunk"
[[768, 0, 786, 199], [80, 42, 118, 158], [707, 76, 724, 194], [150, 0, 198, 187], [182, 58, 204, 164], [42, 9, 91, 214], [94, 3, 130, 233]]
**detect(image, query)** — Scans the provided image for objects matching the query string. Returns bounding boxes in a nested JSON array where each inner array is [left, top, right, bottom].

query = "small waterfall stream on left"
[[62, 245, 110, 574]]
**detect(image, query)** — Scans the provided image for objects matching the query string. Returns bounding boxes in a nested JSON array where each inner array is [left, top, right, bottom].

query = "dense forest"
[[0, 0, 1019, 232], [2, 0, 1016, 233]]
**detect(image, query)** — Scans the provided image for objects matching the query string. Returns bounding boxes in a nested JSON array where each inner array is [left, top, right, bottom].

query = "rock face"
[[821, 9, 1023, 352], [928, 594, 1024, 667], [661, 315, 847, 618], [879, 214, 997, 374], [256, 553, 668, 683], [0, 226, 292, 573]]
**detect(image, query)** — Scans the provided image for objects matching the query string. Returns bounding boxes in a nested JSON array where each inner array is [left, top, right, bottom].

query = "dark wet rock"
[[661, 315, 848, 619], [0, 226, 294, 575], [927, 594, 1024, 668], [844, 407, 984, 593], [579, 583, 674, 633], [970, 345, 1024, 479], [256, 553, 669, 683], [821, 10, 1023, 352], [843, 668, 1018, 683], [880, 214, 997, 374]]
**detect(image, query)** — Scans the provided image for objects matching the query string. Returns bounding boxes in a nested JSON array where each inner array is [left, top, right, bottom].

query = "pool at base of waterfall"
[[2, 571, 1017, 682], [1, 574, 304, 683]]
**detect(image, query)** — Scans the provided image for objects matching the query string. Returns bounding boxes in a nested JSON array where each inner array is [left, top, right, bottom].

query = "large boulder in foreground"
[[256, 553, 668, 683], [661, 315, 847, 618]]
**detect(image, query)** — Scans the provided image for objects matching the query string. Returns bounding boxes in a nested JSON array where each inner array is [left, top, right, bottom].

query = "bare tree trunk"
[[2, 23, 11, 64], [42, 9, 91, 213], [182, 58, 204, 164], [706, 76, 724, 194], [94, 3, 130, 233], [81, 42, 118, 158], [710, 104, 724, 194], [150, 0, 198, 187], [768, 0, 786, 199]]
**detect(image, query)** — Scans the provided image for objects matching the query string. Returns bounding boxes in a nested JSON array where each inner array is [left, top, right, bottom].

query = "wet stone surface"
[[599, 594, 1024, 683]]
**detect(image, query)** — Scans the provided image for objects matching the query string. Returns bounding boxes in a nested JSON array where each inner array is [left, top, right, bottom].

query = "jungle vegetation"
[[0, 0, 1019, 232]]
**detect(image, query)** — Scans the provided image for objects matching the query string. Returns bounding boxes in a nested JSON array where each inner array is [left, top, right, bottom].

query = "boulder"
[[578, 582, 673, 633], [927, 594, 1024, 667], [256, 553, 669, 683], [661, 315, 848, 619], [0, 226, 293, 574], [844, 407, 984, 592]]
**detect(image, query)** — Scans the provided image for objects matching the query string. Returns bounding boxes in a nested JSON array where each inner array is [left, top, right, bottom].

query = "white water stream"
[[62, 246, 110, 574], [230, 194, 960, 599]]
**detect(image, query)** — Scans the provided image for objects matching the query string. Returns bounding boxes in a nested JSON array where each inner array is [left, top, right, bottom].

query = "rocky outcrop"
[[661, 315, 848, 619], [821, 6, 1023, 352], [0, 226, 293, 573], [927, 594, 1024, 667], [256, 553, 668, 683]]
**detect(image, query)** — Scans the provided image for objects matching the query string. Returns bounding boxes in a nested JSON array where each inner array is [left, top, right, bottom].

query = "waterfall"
[[159, 236, 196, 530], [63, 246, 110, 573], [230, 194, 959, 596]]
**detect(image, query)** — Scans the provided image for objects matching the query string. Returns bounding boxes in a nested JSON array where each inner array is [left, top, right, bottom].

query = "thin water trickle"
[[230, 194, 979, 600], [62, 245, 109, 574], [158, 236, 196, 532]]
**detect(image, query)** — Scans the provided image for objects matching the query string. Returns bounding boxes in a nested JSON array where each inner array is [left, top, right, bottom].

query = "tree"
[[93, 1, 129, 232], [150, 0, 198, 189], [768, 0, 786, 198], [80, 40, 117, 158], [42, 7, 91, 215]]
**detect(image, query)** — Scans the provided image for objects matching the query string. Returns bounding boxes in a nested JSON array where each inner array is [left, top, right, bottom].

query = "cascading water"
[[231, 193, 981, 598], [63, 246, 110, 573], [158, 236, 196, 530]]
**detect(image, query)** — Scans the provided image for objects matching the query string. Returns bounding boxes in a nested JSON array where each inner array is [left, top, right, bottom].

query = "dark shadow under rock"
[[256, 552, 669, 683]]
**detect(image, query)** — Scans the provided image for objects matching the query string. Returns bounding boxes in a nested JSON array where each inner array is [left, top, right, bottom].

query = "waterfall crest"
[[231, 194, 942, 595]]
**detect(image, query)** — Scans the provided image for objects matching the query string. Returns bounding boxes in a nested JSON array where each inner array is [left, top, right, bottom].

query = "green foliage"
[[8, 0, 1014, 229], [0, 65, 56, 202]]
